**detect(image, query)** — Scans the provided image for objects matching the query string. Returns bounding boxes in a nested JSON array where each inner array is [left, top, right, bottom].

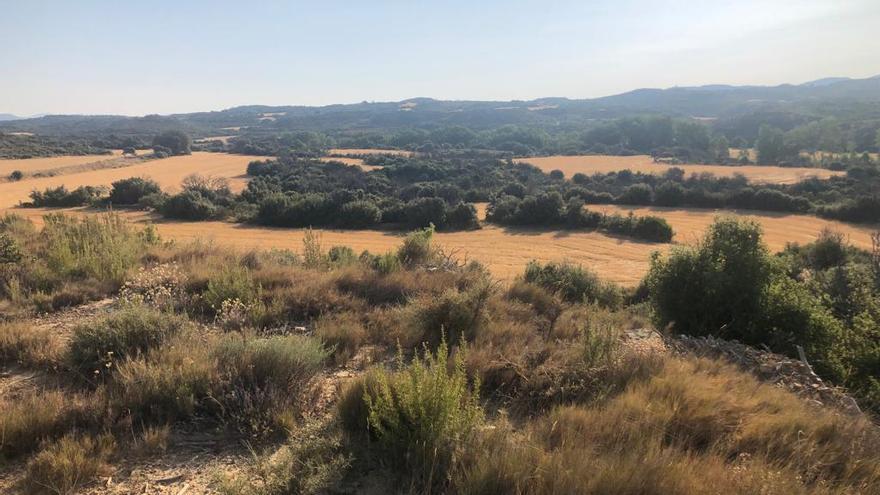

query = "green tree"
[[755, 125, 787, 164], [152, 130, 192, 156]]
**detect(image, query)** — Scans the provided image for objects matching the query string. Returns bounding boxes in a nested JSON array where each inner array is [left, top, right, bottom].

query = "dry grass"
[[0, 152, 263, 208], [23, 433, 115, 495], [515, 154, 843, 184], [0, 322, 64, 368], [456, 356, 880, 494], [10, 205, 874, 286], [0, 151, 125, 178]]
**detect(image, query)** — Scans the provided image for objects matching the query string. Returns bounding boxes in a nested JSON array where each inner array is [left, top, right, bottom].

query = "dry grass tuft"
[[23, 433, 115, 495]]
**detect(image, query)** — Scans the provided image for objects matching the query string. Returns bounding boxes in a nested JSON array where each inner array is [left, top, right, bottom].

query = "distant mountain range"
[[3, 76, 880, 138]]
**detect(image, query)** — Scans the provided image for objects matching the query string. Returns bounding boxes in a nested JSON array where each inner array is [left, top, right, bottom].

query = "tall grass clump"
[[0, 322, 63, 368], [41, 213, 157, 286], [23, 433, 115, 495], [111, 336, 216, 423], [352, 341, 483, 490], [407, 282, 492, 348], [0, 391, 96, 459], [67, 304, 189, 379], [213, 334, 328, 435], [524, 260, 622, 307]]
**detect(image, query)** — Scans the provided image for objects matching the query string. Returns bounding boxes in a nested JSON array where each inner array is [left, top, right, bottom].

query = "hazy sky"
[[2, 0, 879, 116]]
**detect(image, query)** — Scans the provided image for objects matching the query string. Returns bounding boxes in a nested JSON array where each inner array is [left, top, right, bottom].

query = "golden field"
[[7, 203, 875, 286], [515, 155, 843, 184], [1, 151, 874, 285], [328, 148, 414, 157], [0, 150, 128, 177], [0, 152, 263, 208]]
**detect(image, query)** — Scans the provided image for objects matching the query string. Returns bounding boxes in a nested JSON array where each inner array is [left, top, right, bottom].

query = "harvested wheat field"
[[516, 155, 843, 184], [0, 151, 126, 177], [0, 152, 262, 208], [318, 156, 383, 171], [8, 203, 875, 286], [591, 204, 877, 251], [328, 148, 414, 157]]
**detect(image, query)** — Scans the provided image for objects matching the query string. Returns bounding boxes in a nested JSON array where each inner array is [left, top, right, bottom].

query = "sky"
[[1, 0, 879, 116]]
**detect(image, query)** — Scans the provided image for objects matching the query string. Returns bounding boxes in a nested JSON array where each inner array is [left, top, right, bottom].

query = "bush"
[[203, 265, 260, 313], [355, 342, 483, 490], [8, 169, 23, 181], [109, 177, 160, 205], [617, 183, 653, 205], [315, 313, 367, 364], [152, 130, 191, 156], [408, 283, 492, 348], [160, 190, 222, 220], [24, 433, 115, 495], [337, 200, 381, 228], [27, 185, 105, 207], [0, 231, 22, 263], [404, 197, 447, 229], [67, 305, 188, 378], [397, 225, 435, 267], [654, 181, 685, 206], [523, 261, 621, 307], [647, 217, 771, 339], [446, 202, 481, 230]]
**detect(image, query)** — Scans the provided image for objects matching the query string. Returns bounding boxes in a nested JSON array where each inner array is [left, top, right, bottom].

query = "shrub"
[[523, 260, 621, 307], [337, 200, 381, 228], [404, 197, 447, 229], [507, 281, 562, 326], [328, 245, 357, 266], [109, 177, 161, 205], [647, 216, 771, 338], [67, 305, 188, 378], [24, 433, 115, 495], [616, 183, 653, 205], [27, 185, 105, 207], [445, 202, 481, 230], [358, 342, 483, 490], [315, 313, 367, 364], [203, 265, 260, 313], [654, 181, 685, 206], [152, 130, 191, 155], [8, 169, 23, 181], [0, 231, 22, 263], [397, 225, 435, 267], [408, 283, 492, 348], [160, 190, 222, 220]]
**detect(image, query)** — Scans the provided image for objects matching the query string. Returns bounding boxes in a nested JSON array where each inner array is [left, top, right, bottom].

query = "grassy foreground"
[[0, 212, 878, 494]]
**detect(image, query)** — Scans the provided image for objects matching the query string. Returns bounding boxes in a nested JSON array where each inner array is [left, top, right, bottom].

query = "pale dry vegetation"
[[0, 212, 878, 494], [516, 154, 844, 184]]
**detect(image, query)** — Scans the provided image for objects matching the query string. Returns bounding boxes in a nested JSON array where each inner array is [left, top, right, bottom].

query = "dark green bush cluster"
[[26, 185, 106, 207], [488, 192, 673, 242], [109, 177, 160, 205], [158, 175, 235, 220], [647, 217, 880, 411]]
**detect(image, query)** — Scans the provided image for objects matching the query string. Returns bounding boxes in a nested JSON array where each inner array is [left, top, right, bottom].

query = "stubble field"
[[1, 150, 873, 285], [515, 155, 843, 184]]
